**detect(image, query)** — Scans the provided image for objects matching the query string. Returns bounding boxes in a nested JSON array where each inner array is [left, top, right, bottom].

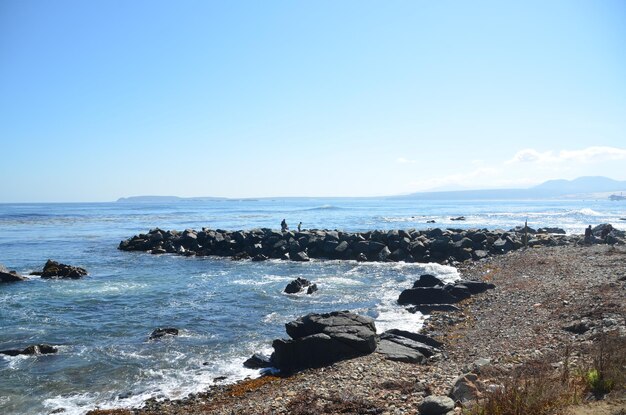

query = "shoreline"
[[88, 243, 626, 414]]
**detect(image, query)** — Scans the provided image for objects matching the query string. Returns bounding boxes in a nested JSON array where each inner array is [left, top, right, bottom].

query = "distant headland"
[[117, 176, 626, 202]]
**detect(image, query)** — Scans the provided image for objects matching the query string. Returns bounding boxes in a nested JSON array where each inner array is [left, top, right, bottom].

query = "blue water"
[[1, 198, 624, 414]]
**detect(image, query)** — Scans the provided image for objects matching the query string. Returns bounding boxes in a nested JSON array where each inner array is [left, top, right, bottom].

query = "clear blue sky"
[[1, 0, 625, 202]]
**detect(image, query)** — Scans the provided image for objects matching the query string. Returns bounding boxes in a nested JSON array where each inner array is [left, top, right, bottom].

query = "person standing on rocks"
[[297, 222, 302, 232], [281, 219, 288, 232]]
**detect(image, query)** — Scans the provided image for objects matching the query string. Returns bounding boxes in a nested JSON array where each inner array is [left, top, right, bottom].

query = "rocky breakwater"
[[118, 224, 623, 264]]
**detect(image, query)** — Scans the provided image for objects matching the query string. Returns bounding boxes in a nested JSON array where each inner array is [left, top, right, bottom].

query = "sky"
[[1, 0, 625, 202]]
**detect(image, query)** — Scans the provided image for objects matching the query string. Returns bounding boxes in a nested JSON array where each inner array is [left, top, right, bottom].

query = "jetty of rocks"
[[118, 223, 624, 264]]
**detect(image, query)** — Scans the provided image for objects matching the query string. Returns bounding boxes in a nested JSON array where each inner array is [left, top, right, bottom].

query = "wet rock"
[[251, 254, 268, 262], [306, 283, 318, 294], [290, 251, 310, 262], [412, 274, 444, 288], [398, 287, 459, 305], [0, 344, 58, 356], [243, 353, 272, 369], [407, 304, 461, 314], [40, 260, 88, 279], [284, 277, 314, 294], [271, 311, 377, 372], [450, 216, 466, 221], [418, 395, 455, 415], [149, 327, 179, 340], [0, 264, 27, 283]]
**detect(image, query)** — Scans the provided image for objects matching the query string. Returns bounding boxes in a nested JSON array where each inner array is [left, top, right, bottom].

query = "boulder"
[[149, 327, 179, 340], [0, 264, 27, 283], [450, 216, 466, 221], [449, 373, 482, 404], [0, 344, 57, 356], [418, 395, 455, 415], [412, 274, 444, 288], [271, 311, 377, 372], [306, 283, 318, 294], [243, 353, 272, 369], [537, 227, 566, 234], [376, 339, 425, 363], [384, 329, 444, 349], [398, 287, 459, 305], [40, 260, 87, 279], [290, 251, 310, 262], [284, 277, 315, 294], [379, 332, 438, 357], [454, 280, 495, 294], [407, 304, 461, 314]]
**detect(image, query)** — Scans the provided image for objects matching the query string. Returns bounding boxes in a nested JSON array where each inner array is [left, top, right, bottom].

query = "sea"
[[1, 198, 624, 415]]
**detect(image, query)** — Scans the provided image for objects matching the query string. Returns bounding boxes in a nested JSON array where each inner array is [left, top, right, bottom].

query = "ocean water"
[[0, 198, 624, 415]]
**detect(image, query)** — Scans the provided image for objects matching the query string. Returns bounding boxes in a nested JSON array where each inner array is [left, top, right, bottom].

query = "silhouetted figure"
[[281, 219, 288, 232], [297, 222, 302, 232], [584, 225, 592, 244]]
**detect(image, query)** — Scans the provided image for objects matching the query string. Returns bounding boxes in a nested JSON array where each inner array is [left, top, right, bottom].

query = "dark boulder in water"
[[0, 344, 57, 356], [0, 264, 27, 283], [40, 260, 87, 279], [149, 327, 179, 340], [243, 353, 272, 369], [412, 274, 444, 288], [284, 277, 316, 294], [398, 287, 460, 305]]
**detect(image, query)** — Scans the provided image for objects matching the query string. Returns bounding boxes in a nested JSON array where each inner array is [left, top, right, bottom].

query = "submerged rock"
[[243, 353, 272, 369], [149, 327, 179, 340], [0, 344, 57, 356]]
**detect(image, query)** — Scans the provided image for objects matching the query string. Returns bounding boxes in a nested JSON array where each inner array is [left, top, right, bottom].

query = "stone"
[[379, 332, 438, 357], [454, 280, 495, 294], [407, 304, 461, 314], [376, 339, 425, 363], [563, 320, 591, 334], [0, 264, 27, 283], [0, 344, 58, 356], [449, 373, 482, 404], [306, 283, 318, 294], [40, 260, 87, 279], [290, 251, 310, 262], [398, 287, 459, 305], [450, 216, 466, 221], [243, 353, 272, 369], [284, 277, 313, 294], [149, 327, 179, 340], [412, 274, 444, 288], [418, 395, 455, 415], [383, 329, 444, 349], [271, 311, 377, 372]]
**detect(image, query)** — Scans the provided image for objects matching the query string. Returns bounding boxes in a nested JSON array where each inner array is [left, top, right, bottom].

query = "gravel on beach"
[[88, 244, 626, 415]]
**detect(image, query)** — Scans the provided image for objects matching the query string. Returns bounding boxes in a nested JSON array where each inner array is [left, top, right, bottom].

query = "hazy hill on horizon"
[[117, 176, 626, 202]]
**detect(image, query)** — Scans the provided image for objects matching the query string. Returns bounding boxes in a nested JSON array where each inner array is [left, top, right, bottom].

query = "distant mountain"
[[397, 176, 626, 200], [116, 196, 226, 203]]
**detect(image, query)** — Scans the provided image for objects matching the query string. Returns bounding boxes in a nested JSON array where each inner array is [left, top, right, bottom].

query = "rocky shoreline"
[[118, 224, 624, 264], [87, 240, 626, 415]]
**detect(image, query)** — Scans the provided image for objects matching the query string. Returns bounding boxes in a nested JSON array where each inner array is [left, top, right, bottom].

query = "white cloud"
[[558, 146, 626, 163], [396, 157, 416, 164], [507, 146, 626, 165]]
